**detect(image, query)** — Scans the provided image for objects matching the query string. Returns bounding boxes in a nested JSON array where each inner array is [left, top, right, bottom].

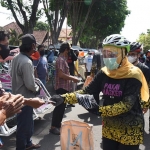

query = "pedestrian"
[[33, 45, 49, 86], [128, 42, 150, 83], [92, 42, 104, 74], [0, 31, 45, 149], [11, 34, 42, 150], [127, 41, 150, 126], [145, 50, 150, 69], [68, 48, 78, 76], [67, 48, 79, 107], [84, 50, 93, 78], [51, 34, 149, 150], [47, 45, 58, 63], [49, 42, 79, 135], [139, 53, 146, 63]]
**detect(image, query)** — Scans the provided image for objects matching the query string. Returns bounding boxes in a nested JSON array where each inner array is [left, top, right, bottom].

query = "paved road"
[[1, 84, 150, 150]]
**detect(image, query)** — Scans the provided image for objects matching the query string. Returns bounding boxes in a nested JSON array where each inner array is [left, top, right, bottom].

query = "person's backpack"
[[61, 120, 94, 150]]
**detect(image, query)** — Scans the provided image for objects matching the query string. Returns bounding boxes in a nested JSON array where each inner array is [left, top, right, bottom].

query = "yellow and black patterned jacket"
[[62, 70, 147, 145]]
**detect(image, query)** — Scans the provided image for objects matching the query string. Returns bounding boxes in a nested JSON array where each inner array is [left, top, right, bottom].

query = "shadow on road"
[[38, 134, 60, 150], [78, 112, 102, 126], [140, 131, 150, 150]]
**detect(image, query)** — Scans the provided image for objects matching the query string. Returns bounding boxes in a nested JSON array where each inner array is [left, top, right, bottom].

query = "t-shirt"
[[33, 56, 48, 80], [47, 50, 54, 63], [55, 56, 70, 91], [68, 50, 78, 75], [11, 53, 39, 98], [84, 55, 93, 72]]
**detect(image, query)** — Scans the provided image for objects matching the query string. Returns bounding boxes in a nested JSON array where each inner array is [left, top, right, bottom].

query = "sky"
[[0, 0, 150, 42]]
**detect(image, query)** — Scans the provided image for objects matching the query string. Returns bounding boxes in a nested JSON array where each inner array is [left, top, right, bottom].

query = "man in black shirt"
[[92, 42, 104, 74], [68, 49, 78, 76], [67, 48, 78, 107], [127, 42, 150, 130]]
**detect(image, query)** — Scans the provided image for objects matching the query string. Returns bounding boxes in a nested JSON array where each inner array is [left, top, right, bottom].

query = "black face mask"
[[39, 50, 45, 56], [0, 44, 10, 60]]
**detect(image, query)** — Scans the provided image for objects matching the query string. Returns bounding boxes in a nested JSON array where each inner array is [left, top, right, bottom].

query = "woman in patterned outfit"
[[51, 34, 149, 150]]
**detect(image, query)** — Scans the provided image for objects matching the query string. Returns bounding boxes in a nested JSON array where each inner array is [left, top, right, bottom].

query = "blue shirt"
[[47, 50, 54, 63], [33, 56, 48, 80]]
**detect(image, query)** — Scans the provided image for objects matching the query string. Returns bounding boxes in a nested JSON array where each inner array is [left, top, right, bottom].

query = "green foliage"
[[34, 21, 49, 31], [42, 0, 67, 44], [0, 0, 42, 33], [79, 0, 130, 47], [137, 31, 150, 53], [84, 0, 92, 5], [9, 29, 23, 46], [66, 0, 129, 46]]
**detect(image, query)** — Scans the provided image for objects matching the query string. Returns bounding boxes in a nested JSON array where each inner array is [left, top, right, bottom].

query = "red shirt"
[[55, 56, 70, 91]]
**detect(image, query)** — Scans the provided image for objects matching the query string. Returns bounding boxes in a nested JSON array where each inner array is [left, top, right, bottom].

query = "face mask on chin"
[[103, 57, 119, 70], [127, 56, 137, 64], [0, 44, 10, 60]]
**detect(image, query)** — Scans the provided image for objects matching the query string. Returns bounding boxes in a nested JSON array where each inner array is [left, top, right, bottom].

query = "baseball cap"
[[21, 34, 36, 45]]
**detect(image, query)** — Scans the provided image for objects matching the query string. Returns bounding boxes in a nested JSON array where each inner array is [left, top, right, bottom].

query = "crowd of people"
[[0, 30, 150, 150]]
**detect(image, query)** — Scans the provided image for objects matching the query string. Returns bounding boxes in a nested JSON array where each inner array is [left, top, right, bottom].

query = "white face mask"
[[127, 56, 137, 63]]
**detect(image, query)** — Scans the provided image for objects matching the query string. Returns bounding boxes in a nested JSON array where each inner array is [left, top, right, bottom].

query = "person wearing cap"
[[11, 34, 42, 150], [84, 50, 93, 78], [33, 45, 49, 86], [49, 42, 79, 135], [50, 34, 149, 150], [0, 31, 45, 110]]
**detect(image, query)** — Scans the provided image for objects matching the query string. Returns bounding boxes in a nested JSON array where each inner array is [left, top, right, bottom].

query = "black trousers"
[[51, 88, 68, 128], [103, 137, 139, 150]]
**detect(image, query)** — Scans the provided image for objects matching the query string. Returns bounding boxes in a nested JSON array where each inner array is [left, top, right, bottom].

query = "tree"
[[42, 0, 68, 44], [79, 0, 130, 48], [0, 0, 42, 34], [137, 31, 150, 53], [67, 0, 96, 45], [34, 21, 49, 31], [9, 29, 23, 46]]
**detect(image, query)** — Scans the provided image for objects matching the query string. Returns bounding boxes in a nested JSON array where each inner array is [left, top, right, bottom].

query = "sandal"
[[26, 144, 41, 150]]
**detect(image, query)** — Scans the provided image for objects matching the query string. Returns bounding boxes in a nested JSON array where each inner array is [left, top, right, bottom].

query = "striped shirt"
[[55, 56, 70, 91]]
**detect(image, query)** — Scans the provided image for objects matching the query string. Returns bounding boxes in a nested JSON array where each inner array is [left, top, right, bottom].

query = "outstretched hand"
[[24, 97, 45, 108]]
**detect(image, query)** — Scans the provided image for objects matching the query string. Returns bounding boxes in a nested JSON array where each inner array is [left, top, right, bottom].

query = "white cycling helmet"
[[103, 34, 130, 52]]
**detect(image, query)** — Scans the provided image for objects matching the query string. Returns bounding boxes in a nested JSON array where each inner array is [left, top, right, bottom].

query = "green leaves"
[[0, 0, 41, 34], [34, 21, 49, 31], [138, 31, 150, 53], [79, 0, 130, 47]]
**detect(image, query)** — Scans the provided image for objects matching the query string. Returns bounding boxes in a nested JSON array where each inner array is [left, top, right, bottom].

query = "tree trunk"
[[43, 0, 67, 45], [71, 0, 96, 46]]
